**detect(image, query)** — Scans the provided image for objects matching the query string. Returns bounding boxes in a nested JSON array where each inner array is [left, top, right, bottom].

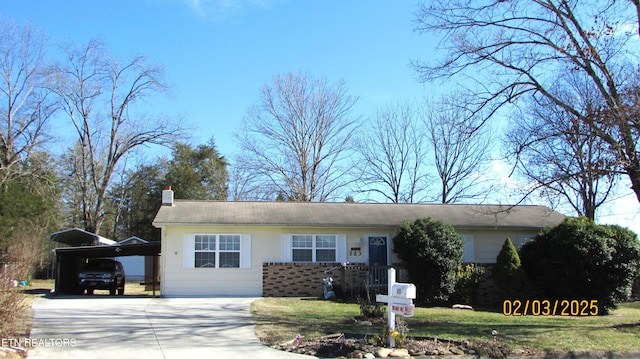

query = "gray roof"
[[152, 201, 565, 230], [49, 227, 116, 246], [115, 236, 149, 245]]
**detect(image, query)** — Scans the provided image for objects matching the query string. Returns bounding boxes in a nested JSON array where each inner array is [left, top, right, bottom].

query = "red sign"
[[391, 303, 415, 317]]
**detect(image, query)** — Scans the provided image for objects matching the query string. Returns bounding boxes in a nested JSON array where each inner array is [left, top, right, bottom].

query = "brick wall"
[[262, 262, 343, 297], [262, 263, 408, 298], [475, 265, 546, 308], [475, 265, 501, 307]]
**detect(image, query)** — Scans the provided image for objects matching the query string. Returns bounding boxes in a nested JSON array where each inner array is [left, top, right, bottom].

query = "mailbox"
[[391, 283, 416, 299]]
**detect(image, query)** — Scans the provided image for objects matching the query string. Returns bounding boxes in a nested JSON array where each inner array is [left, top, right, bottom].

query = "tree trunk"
[[627, 164, 640, 203]]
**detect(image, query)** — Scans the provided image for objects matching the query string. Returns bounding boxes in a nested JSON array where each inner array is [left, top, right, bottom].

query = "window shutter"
[[240, 234, 252, 269], [461, 234, 475, 263], [281, 234, 292, 262], [336, 234, 347, 263], [183, 234, 195, 268]]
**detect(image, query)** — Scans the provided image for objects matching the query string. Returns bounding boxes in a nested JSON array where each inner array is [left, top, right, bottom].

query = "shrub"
[[450, 263, 486, 305], [393, 217, 463, 305], [357, 297, 384, 318], [493, 238, 525, 297], [0, 270, 28, 338], [520, 217, 640, 314], [1, 228, 45, 338]]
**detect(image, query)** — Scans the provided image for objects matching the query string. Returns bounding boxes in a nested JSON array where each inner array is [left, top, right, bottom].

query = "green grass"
[[252, 298, 364, 344], [251, 298, 640, 353]]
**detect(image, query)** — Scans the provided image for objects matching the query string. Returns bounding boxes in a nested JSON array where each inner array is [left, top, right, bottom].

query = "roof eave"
[[152, 221, 552, 230]]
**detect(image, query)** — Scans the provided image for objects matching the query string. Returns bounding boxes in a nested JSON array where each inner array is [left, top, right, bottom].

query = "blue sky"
[[3, 1, 639, 233], [2, 0, 432, 157]]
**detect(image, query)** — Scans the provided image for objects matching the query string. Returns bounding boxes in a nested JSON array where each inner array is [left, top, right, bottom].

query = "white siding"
[[161, 226, 274, 296], [467, 230, 540, 263]]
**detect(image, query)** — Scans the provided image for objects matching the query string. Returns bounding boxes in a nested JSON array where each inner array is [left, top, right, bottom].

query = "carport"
[[50, 228, 161, 296]]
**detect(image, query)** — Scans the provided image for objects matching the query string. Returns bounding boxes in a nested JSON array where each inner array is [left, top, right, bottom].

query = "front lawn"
[[251, 298, 640, 354]]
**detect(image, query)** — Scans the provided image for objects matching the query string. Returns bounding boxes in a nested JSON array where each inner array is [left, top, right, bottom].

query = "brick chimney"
[[162, 186, 174, 206]]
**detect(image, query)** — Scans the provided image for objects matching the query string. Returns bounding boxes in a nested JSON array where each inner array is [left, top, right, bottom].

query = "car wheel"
[[110, 287, 116, 295], [87, 288, 94, 295]]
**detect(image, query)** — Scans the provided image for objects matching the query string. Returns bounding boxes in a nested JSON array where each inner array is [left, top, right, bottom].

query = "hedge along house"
[[152, 189, 565, 297]]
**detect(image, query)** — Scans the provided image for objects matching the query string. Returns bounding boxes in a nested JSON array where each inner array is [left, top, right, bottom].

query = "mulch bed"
[[272, 333, 522, 358]]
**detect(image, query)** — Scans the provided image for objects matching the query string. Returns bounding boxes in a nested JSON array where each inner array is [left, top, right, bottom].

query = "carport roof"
[[49, 228, 116, 246], [54, 241, 161, 257]]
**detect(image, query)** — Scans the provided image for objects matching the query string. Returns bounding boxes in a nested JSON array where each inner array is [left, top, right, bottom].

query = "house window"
[[195, 235, 216, 268], [190, 234, 243, 268], [316, 235, 336, 262], [291, 234, 337, 262], [219, 235, 241, 268], [292, 235, 313, 261]]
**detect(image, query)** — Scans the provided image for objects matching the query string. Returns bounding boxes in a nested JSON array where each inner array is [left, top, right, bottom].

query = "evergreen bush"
[[520, 217, 640, 314], [393, 217, 463, 305], [493, 238, 525, 297]]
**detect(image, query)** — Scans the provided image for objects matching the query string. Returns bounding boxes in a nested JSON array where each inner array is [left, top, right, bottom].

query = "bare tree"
[[235, 71, 358, 202], [414, 0, 640, 203], [354, 102, 428, 203], [620, 0, 640, 35], [422, 94, 495, 204], [52, 40, 184, 235], [228, 153, 280, 201], [506, 73, 617, 220], [0, 20, 56, 188]]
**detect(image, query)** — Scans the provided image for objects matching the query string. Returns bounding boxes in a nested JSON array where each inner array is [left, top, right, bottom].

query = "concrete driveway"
[[29, 296, 312, 359]]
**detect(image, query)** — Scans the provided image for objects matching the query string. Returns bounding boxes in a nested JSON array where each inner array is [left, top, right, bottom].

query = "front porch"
[[262, 262, 408, 299]]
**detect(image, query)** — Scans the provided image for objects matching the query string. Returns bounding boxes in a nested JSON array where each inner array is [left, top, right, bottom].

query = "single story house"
[[152, 189, 565, 297]]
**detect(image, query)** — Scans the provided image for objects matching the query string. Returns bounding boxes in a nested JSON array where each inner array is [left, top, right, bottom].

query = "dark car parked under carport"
[[78, 258, 126, 295]]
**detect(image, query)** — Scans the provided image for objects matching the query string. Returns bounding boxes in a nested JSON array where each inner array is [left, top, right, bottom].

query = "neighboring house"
[[115, 236, 148, 281], [152, 189, 565, 297]]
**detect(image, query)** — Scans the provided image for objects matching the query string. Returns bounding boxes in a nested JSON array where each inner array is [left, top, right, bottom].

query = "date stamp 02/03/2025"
[[502, 299, 599, 316]]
